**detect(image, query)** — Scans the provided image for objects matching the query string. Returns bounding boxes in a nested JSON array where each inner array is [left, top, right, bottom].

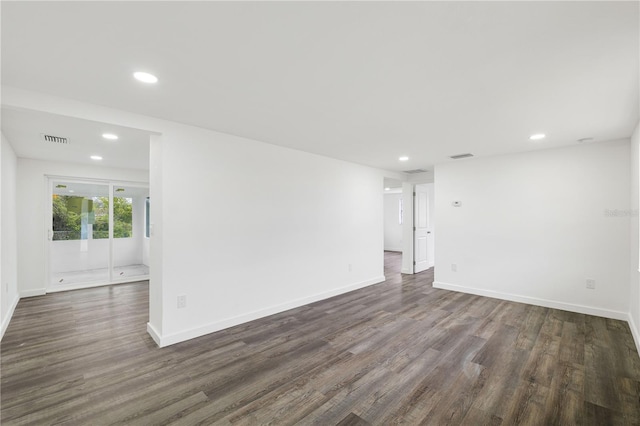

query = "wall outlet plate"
[[177, 294, 187, 308]]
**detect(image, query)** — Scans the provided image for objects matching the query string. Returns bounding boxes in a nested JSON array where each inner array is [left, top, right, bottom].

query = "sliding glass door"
[[49, 178, 149, 290], [112, 185, 150, 282]]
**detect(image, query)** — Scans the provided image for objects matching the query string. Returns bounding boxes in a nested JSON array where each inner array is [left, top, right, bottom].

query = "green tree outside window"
[[52, 195, 133, 240]]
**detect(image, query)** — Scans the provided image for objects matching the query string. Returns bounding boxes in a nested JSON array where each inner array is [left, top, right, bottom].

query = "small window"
[[52, 195, 106, 240], [113, 197, 133, 238], [52, 195, 132, 239]]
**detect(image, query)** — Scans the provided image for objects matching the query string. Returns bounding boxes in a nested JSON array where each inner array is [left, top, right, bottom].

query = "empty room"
[[1, 1, 639, 424]]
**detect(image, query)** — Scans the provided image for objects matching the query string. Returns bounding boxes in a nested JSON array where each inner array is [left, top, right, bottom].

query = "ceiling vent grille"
[[403, 169, 428, 174], [41, 134, 69, 144], [449, 153, 473, 159]]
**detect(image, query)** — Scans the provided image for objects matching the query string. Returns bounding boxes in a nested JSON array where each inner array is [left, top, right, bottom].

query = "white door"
[[414, 185, 430, 273], [426, 183, 434, 268]]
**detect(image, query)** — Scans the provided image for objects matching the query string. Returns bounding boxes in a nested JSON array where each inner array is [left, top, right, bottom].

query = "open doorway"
[[0, 107, 153, 296], [398, 181, 435, 275], [383, 179, 403, 276]]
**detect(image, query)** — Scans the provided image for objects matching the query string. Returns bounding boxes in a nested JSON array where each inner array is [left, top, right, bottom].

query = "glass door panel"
[[50, 181, 110, 287], [112, 185, 150, 281]]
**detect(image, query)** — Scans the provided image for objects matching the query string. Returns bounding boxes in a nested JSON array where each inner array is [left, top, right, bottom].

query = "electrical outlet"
[[177, 294, 187, 309], [586, 279, 596, 290], [451, 264, 457, 272]]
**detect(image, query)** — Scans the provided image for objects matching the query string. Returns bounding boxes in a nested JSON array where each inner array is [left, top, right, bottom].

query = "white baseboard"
[[146, 322, 162, 347], [433, 281, 628, 321], [1, 294, 20, 340], [384, 248, 402, 252], [628, 313, 640, 356], [20, 288, 46, 298], [401, 268, 413, 274], [150, 275, 386, 348]]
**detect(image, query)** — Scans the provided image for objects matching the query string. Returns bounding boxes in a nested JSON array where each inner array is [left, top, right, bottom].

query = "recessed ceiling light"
[[133, 71, 158, 84], [529, 133, 546, 141], [68, 190, 75, 193], [90, 155, 103, 161], [102, 133, 118, 140], [399, 156, 409, 161], [385, 187, 391, 191]]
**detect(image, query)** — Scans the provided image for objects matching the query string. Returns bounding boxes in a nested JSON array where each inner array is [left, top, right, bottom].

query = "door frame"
[[413, 184, 430, 273], [401, 182, 435, 274], [401, 182, 414, 274]]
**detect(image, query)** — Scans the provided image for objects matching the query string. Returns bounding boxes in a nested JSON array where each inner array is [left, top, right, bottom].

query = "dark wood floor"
[[2, 252, 640, 425]]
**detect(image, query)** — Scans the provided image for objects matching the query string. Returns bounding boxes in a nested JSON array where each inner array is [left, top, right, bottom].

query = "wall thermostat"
[[452, 201, 462, 207]]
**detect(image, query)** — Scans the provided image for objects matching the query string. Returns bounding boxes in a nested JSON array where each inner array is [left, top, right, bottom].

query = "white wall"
[[434, 140, 631, 320], [630, 122, 640, 352], [156, 125, 385, 345], [4, 88, 387, 347], [384, 193, 403, 251], [17, 158, 148, 296], [1, 133, 19, 339]]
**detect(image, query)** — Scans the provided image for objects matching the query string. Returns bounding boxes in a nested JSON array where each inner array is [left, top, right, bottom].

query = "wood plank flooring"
[[2, 252, 639, 425]]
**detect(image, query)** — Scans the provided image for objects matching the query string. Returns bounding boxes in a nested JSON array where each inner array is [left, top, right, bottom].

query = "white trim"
[[46, 277, 149, 293], [433, 281, 628, 321], [628, 313, 640, 357], [20, 288, 46, 298], [45, 174, 149, 188], [110, 275, 150, 285], [401, 268, 413, 274], [108, 182, 114, 283], [150, 275, 386, 347], [384, 248, 403, 252], [44, 176, 52, 294], [1, 295, 20, 340], [146, 322, 162, 347]]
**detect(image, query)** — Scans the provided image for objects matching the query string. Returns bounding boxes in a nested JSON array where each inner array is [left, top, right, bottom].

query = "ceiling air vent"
[[403, 169, 428, 174], [449, 153, 473, 160], [41, 134, 69, 144]]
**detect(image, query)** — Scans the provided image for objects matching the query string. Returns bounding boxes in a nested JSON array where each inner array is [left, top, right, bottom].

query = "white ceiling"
[[1, 108, 150, 170], [2, 2, 638, 172]]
